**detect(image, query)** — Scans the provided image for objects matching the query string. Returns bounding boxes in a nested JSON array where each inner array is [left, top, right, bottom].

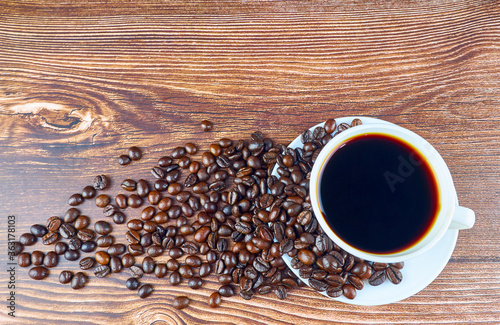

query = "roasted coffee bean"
[[386, 265, 403, 284], [31, 251, 44, 266], [18, 252, 31, 267], [199, 262, 212, 278], [42, 231, 59, 245], [68, 237, 82, 250], [128, 244, 145, 256], [130, 265, 144, 278], [29, 266, 49, 280], [342, 283, 356, 299], [151, 166, 165, 179], [110, 256, 123, 273], [209, 292, 221, 308], [122, 254, 135, 268], [59, 270, 73, 284], [81, 241, 97, 253], [64, 249, 80, 261], [128, 147, 142, 161], [70, 272, 88, 290], [46, 216, 62, 232], [74, 215, 90, 230], [348, 275, 364, 290], [94, 265, 111, 278], [95, 251, 110, 265], [173, 296, 190, 310], [201, 120, 213, 132], [79, 257, 95, 270], [79, 187, 96, 203], [108, 244, 127, 256], [158, 156, 174, 167], [127, 194, 143, 208], [181, 242, 199, 255], [136, 179, 150, 197], [95, 194, 111, 208], [77, 229, 95, 242], [147, 245, 163, 257], [118, 154, 131, 165], [126, 277, 140, 290], [93, 174, 109, 190], [19, 233, 37, 246], [324, 118, 337, 134], [30, 224, 48, 237], [391, 262, 405, 269], [275, 285, 287, 300], [64, 208, 80, 223], [154, 263, 168, 278], [218, 285, 235, 297], [11, 241, 24, 256], [68, 193, 84, 206], [178, 265, 194, 279], [54, 242, 68, 255], [96, 235, 114, 247], [113, 212, 127, 224], [309, 278, 329, 292], [137, 284, 154, 299], [102, 204, 117, 218], [142, 257, 155, 274], [326, 287, 343, 298], [121, 179, 136, 191], [169, 271, 182, 286], [43, 251, 58, 268], [94, 221, 112, 236]]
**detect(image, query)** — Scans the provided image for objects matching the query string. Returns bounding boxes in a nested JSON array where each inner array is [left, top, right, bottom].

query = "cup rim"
[[309, 123, 456, 263]]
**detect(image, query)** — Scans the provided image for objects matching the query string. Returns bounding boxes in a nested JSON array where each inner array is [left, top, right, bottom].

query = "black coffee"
[[319, 133, 439, 254]]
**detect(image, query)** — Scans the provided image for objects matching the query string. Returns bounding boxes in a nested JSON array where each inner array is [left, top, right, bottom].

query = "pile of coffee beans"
[[13, 118, 403, 310]]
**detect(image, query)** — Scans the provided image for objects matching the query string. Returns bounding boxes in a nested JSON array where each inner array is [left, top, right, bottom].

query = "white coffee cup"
[[310, 123, 475, 263]]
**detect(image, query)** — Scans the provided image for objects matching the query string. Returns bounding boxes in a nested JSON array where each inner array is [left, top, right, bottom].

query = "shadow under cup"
[[310, 124, 458, 263]]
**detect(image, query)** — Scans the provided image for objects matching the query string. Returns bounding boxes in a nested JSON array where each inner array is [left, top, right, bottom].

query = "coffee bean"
[[79, 257, 95, 270], [121, 179, 136, 191], [64, 249, 80, 261], [127, 194, 143, 208], [124, 277, 139, 290], [201, 120, 212, 132], [209, 292, 221, 308], [46, 216, 62, 232], [29, 266, 49, 280], [74, 215, 90, 230], [121, 254, 135, 268], [154, 264, 168, 278], [137, 179, 150, 197], [68, 193, 84, 206], [19, 233, 37, 246], [95, 251, 110, 265], [118, 154, 131, 165], [72, 272, 88, 289], [93, 174, 109, 190], [17, 252, 31, 267], [199, 262, 212, 278], [129, 265, 144, 278], [128, 244, 145, 256], [54, 242, 68, 255], [82, 185, 97, 199], [42, 232, 59, 245], [324, 118, 337, 134], [142, 257, 156, 274], [64, 208, 80, 223], [59, 270, 73, 284], [158, 156, 174, 167], [113, 212, 127, 224], [96, 235, 114, 247], [173, 296, 190, 309], [30, 224, 48, 237], [94, 265, 111, 278], [169, 271, 182, 286], [11, 241, 23, 256], [102, 204, 118, 218], [107, 244, 127, 256], [151, 166, 165, 179], [77, 229, 95, 242], [342, 283, 356, 299], [128, 147, 142, 161], [94, 221, 113, 235], [218, 285, 235, 297], [43, 251, 58, 268], [81, 241, 97, 253], [386, 265, 403, 284], [95, 194, 110, 208], [275, 285, 287, 300]]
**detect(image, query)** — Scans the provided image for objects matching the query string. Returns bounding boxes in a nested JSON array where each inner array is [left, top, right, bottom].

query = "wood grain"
[[1, 0, 499, 324]]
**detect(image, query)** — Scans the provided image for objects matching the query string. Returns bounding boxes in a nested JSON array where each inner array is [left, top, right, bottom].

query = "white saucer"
[[274, 116, 459, 306]]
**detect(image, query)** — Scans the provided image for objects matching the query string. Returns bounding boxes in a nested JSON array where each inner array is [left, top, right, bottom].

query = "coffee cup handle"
[[449, 206, 475, 230]]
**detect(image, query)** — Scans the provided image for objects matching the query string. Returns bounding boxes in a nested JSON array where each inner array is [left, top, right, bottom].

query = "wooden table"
[[1, 1, 499, 324]]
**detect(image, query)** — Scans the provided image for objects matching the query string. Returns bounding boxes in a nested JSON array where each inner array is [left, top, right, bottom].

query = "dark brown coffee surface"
[[319, 133, 439, 254]]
